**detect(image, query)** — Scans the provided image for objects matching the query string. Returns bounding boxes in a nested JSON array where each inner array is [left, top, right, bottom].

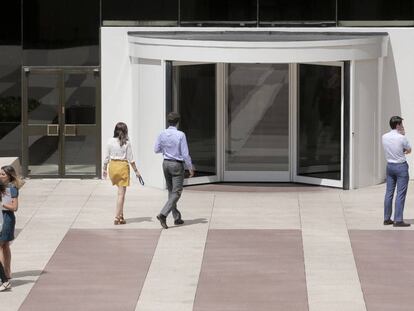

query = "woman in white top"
[[103, 122, 141, 225]]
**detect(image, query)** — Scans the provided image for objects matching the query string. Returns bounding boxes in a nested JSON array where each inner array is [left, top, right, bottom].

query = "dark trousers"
[[160, 160, 184, 220], [0, 262, 7, 283]]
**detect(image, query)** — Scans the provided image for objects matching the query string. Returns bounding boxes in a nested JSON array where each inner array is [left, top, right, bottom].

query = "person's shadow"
[[170, 218, 208, 228], [10, 270, 44, 287], [125, 217, 153, 224]]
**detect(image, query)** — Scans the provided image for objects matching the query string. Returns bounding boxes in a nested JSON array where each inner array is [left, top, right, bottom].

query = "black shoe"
[[393, 221, 411, 227], [174, 219, 184, 225], [383, 219, 394, 225], [156, 214, 168, 229]]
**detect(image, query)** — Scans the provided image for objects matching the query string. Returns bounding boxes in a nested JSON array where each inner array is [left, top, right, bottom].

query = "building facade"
[[1, 1, 414, 189]]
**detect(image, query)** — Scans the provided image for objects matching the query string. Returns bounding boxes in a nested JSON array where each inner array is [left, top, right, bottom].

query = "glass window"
[[339, 0, 414, 23], [0, 1, 21, 45], [226, 64, 289, 171], [23, 0, 100, 65], [0, 1, 22, 158], [259, 0, 336, 25], [172, 64, 216, 178], [298, 64, 342, 180], [102, 0, 178, 25], [180, 0, 257, 25]]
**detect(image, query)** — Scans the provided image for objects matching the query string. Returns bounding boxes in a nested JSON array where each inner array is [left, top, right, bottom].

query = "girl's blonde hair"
[[1, 165, 24, 189]]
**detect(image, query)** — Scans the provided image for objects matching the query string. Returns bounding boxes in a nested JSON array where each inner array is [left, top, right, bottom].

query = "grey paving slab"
[[193, 229, 308, 311], [19, 229, 160, 311]]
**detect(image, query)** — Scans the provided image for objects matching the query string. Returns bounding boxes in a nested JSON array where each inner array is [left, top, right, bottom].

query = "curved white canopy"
[[128, 31, 388, 63]]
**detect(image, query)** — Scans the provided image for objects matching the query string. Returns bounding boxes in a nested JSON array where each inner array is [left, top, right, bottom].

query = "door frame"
[[22, 66, 101, 178], [291, 62, 345, 188]]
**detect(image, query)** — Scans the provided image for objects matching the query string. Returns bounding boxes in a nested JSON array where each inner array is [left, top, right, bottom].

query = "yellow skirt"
[[108, 160, 130, 187]]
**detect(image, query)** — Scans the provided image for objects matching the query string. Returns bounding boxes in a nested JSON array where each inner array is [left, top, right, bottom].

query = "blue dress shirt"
[[154, 126, 193, 169]]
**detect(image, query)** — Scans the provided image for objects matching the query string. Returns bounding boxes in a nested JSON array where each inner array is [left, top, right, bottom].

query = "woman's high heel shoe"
[[119, 215, 126, 224], [114, 215, 126, 225]]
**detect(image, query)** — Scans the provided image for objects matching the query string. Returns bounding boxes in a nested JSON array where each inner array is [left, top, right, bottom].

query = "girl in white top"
[[103, 122, 141, 225]]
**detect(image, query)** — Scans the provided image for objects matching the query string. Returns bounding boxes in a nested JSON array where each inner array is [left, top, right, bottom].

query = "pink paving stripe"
[[350, 230, 414, 311], [194, 229, 308, 311], [19, 229, 160, 311]]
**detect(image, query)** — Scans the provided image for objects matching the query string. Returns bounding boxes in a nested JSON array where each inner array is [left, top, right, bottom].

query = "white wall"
[[133, 58, 166, 188], [101, 27, 135, 175], [352, 59, 380, 188]]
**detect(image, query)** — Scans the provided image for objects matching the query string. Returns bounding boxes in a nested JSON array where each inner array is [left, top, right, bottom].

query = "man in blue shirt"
[[154, 112, 194, 229], [382, 116, 412, 227]]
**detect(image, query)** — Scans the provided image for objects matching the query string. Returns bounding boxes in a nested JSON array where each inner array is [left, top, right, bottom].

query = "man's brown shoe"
[[383, 219, 394, 225]]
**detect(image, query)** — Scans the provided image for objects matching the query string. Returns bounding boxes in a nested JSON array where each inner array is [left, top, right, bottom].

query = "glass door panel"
[[224, 63, 290, 181], [172, 63, 218, 185], [23, 68, 100, 178], [295, 63, 343, 187], [63, 71, 99, 176], [25, 71, 61, 176]]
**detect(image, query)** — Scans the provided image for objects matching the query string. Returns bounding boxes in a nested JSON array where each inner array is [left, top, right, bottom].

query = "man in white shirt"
[[382, 116, 412, 227]]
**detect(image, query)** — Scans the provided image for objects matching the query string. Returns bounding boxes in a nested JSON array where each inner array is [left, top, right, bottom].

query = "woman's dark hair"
[[389, 116, 403, 129], [1, 165, 23, 189], [113, 122, 129, 146]]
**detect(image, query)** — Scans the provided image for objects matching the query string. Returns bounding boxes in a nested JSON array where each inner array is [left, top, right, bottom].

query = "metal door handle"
[[64, 125, 76, 136], [47, 124, 59, 136]]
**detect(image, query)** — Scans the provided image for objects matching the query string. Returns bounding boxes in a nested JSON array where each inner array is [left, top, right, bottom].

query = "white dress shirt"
[[382, 129, 411, 163], [103, 137, 134, 166]]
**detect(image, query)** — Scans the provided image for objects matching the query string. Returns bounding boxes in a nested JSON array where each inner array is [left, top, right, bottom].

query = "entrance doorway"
[[169, 62, 346, 188], [22, 67, 101, 178]]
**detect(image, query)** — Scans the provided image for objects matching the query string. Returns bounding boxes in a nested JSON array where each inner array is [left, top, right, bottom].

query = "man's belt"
[[164, 159, 184, 164]]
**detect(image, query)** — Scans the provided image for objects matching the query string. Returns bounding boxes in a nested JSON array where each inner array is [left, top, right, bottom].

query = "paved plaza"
[[1, 179, 414, 311]]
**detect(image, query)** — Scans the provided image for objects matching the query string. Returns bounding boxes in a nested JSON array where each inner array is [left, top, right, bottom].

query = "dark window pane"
[[181, 0, 257, 25], [259, 0, 336, 24], [102, 0, 178, 22], [339, 0, 414, 21], [65, 73, 96, 125], [298, 64, 342, 180], [0, 0, 22, 158], [0, 1, 21, 45], [173, 65, 216, 178], [23, 0, 100, 65]]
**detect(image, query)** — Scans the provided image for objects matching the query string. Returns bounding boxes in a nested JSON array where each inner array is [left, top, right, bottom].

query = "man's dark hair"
[[167, 112, 180, 126], [389, 116, 403, 129]]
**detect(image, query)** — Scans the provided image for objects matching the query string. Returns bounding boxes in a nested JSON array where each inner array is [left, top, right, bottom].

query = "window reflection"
[[102, 0, 178, 23], [259, 0, 336, 25], [298, 64, 341, 180], [173, 64, 216, 178], [0, 1, 22, 158], [181, 0, 257, 25], [23, 0, 99, 66], [339, 0, 414, 21]]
